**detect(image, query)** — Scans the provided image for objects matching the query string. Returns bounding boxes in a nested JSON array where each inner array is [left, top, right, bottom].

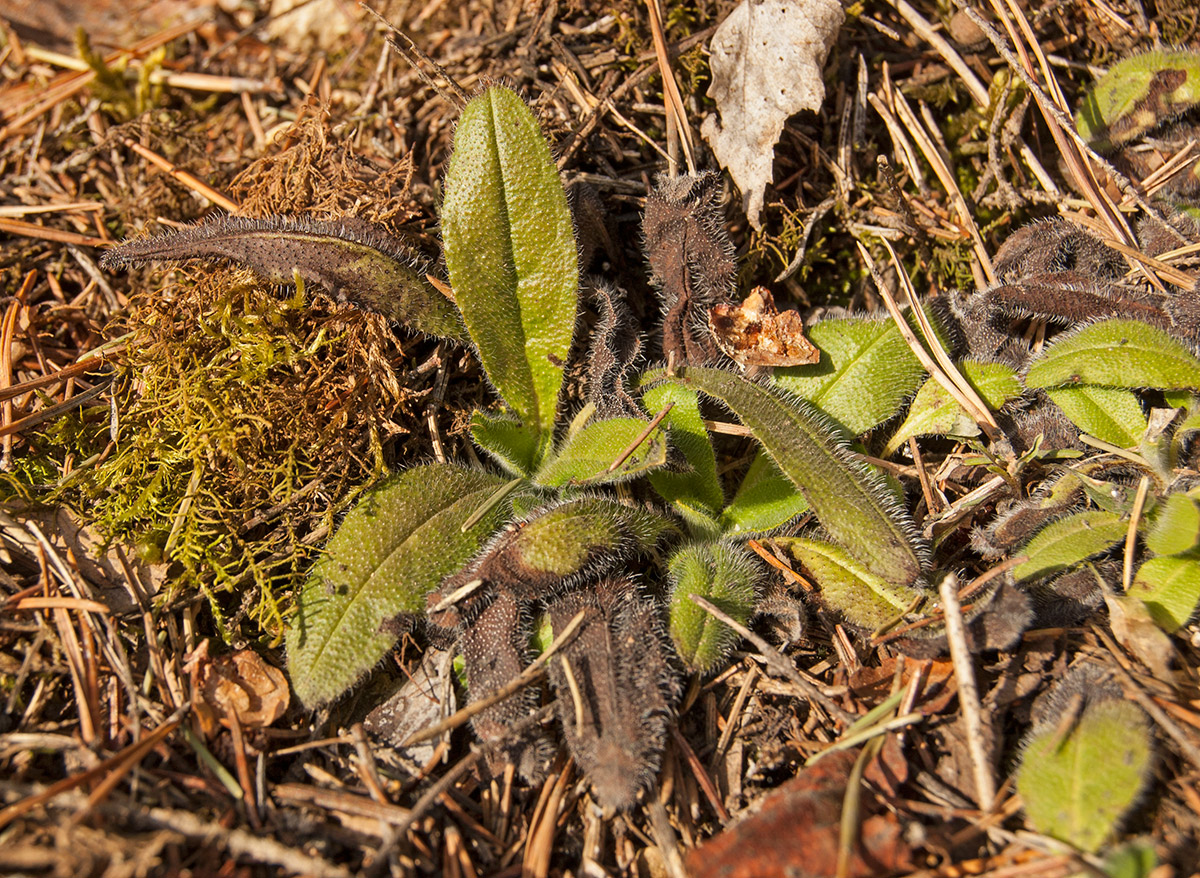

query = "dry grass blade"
[[120, 139, 239, 212], [881, 236, 998, 435], [0, 218, 108, 247], [643, 0, 696, 175], [856, 240, 999, 440], [1124, 476, 1151, 592], [22, 45, 276, 94], [0, 19, 201, 133], [988, 0, 1136, 246], [938, 573, 996, 812], [884, 0, 1058, 194], [878, 74, 995, 284], [688, 594, 853, 724], [0, 711, 184, 830]]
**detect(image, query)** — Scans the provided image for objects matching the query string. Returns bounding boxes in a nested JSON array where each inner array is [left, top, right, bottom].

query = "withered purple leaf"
[[585, 281, 644, 420], [546, 578, 677, 812], [455, 589, 553, 782], [991, 218, 1125, 283], [642, 171, 736, 365], [101, 215, 465, 340]]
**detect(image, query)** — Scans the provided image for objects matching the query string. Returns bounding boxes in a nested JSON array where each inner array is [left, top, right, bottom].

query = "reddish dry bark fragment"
[[684, 749, 915, 878]]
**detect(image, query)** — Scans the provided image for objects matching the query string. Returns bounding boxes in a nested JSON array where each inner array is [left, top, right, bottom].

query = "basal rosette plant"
[[105, 85, 937, 809]]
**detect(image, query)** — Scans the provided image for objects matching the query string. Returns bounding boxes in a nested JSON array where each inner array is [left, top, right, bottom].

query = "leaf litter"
[[1, 1, 1200, 877]]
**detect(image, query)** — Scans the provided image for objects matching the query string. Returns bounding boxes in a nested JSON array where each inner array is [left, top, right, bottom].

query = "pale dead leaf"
[[1106, 593, 1176, 681], [701, 0, 844, 230]]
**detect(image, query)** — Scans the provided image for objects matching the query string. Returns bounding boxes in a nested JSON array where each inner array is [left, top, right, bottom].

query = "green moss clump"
[[13, 268, 424, 642]]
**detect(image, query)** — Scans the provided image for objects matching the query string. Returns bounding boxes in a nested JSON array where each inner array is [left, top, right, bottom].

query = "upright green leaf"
[[884, 361, 1022, 456], [668, 542, 764, 672], [442, 86, 578, 454], [642, 382, 724, 524], [1145, 492, 1200, 556], [774, 316, 926, 436], [1012, 509, 1128, 582], [1018, 699, 1153, 851], [470, 411, 541, 476], [661, 366, 925, 585], [1026, 320, 1200, 391], [1045, 386, 1147, 447], [287, 464, 508, 706]]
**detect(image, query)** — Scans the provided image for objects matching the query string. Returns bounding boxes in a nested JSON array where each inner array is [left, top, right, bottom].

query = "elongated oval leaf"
[[641, 382, 724, 523], [1012, 508, 1128, 582], [533, 416, 667, 487], [101, 215, 466, 340], [1018, 699, 1153, 851], [661, 366, 925, 585], [1145, 492, 1200, 557], [287, 463, 508, 706], [774, 315, 926, 436], [884, 361, 1022, 456], [442, 87, 579, 451], [1130, 555, 1200, 632], [1026, 319, 1200, 390], [1045, 385, 1147, 447], [506, 497, 674, 587], [777, 536, 928, 628], [669, 542, 764, 672]]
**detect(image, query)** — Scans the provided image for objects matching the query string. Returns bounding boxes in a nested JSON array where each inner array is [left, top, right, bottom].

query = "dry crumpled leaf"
[[186, 641, 290, 736], [701, 0, 844, 230], [709, 286, 821, 368]]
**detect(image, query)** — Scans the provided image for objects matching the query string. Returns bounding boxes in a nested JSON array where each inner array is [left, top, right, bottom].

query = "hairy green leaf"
[[442, 86, 578, 454], [1012, 509, 1128, 582], [1145, 492, 1200, 556], [1018, 699, 1153, 851], [505, 497, 674, 585], [287, 463, 508, 706], [641, 382, 724, 524], [1045, 385, 1147, 447], [776, 537, 928, 629], [885, 360, 1023, 456], [1075, 49, 1200, 149], [1026, 320, 1200, 391], [533, 416, 668, 487], [431, 497, 674, 613], [774, 315, 926, 436], [1130, 555, 1200, 632], [470, 411, 541, 476], [668, 542, 763, 672], [720, 450, 809, 535], [101, 215, 466, 340], [661, 366, 925, 585]]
